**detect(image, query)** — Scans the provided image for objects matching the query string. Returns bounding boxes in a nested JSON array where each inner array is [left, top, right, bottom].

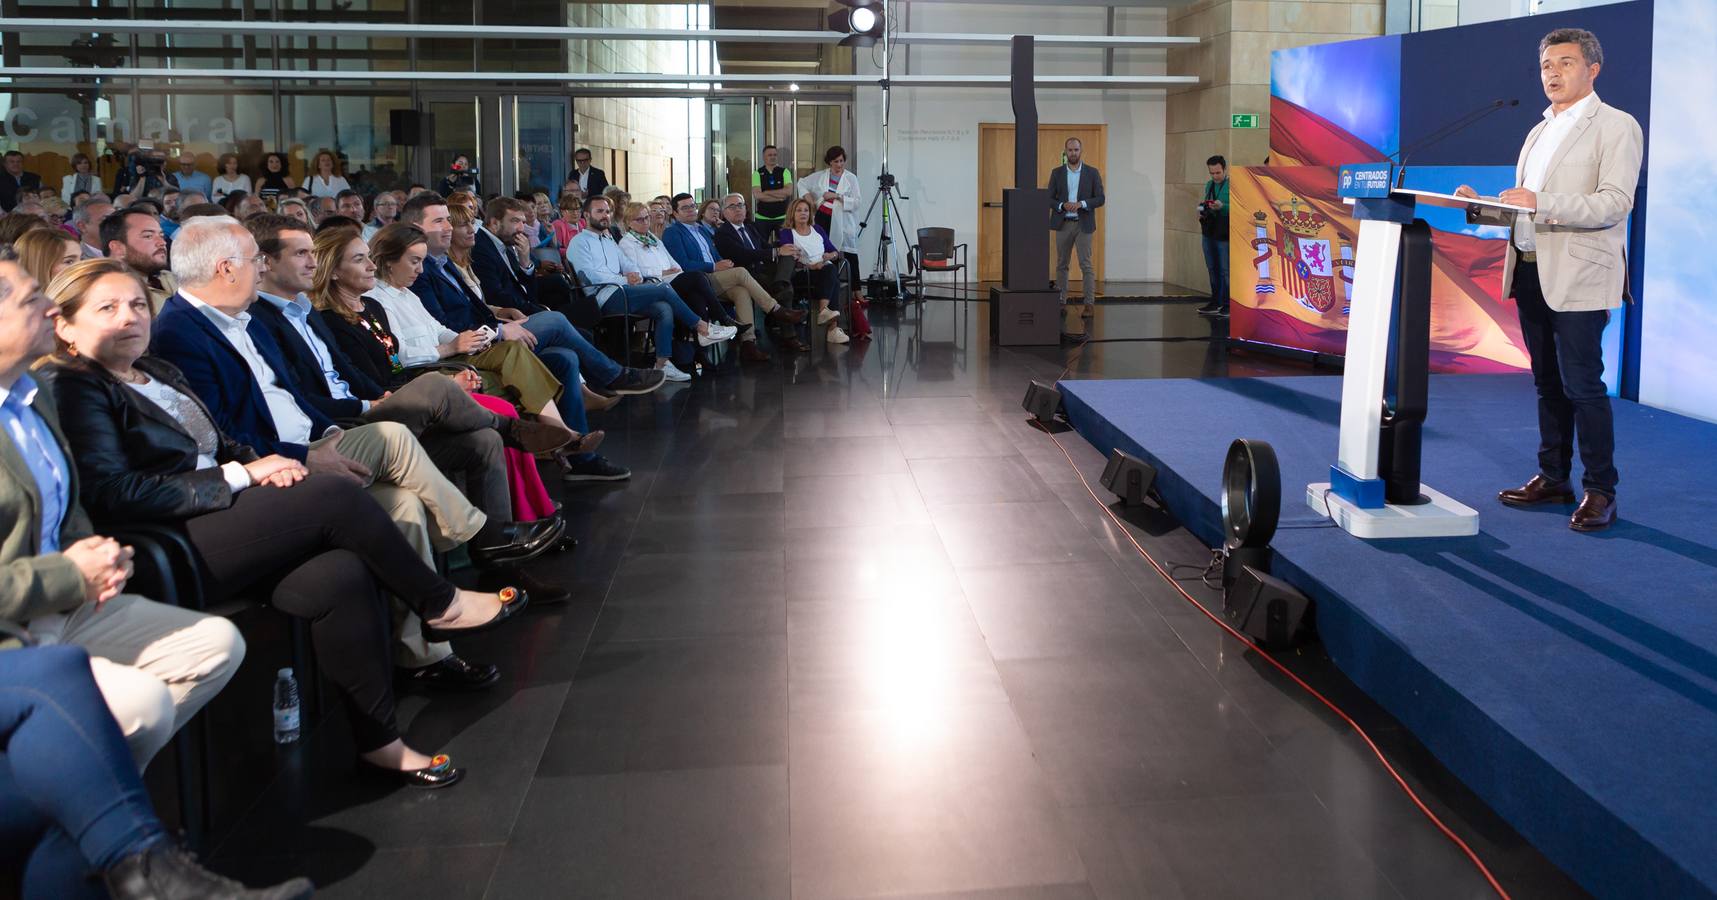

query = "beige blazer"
[[1, 376, 97, 648], [1472, 93, 1643, 313]]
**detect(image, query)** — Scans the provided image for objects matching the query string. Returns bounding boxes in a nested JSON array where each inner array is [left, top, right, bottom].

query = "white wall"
[[852, 3, 1170, 282]]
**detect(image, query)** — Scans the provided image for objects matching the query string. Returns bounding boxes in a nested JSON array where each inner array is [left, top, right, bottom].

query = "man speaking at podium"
[[1456, 27, 1642, 533]]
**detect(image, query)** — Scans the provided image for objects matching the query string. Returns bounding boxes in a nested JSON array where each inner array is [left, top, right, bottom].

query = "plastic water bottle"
[[272, 668, 301, 744]]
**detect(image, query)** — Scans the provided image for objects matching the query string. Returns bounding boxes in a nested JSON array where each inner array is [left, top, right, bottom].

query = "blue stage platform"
[[1059, 374, 1717, 899]]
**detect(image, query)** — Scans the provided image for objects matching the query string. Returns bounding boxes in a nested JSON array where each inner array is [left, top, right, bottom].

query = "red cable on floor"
[[1035, 345, 1511, 899]]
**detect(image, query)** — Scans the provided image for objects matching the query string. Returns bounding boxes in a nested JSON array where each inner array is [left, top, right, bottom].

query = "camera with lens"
[[131, 140, 170, 179]]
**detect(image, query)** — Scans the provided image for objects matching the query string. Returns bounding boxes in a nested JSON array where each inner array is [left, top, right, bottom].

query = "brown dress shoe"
[[1497, 474, 1576, 507], [769, 306, 808, 326], [739, 340, 772, 363], [503, 417, 575, 455], [1570, 491, 1616, 532], [582, 383, 621, 412], [782, 335, 810, 353]]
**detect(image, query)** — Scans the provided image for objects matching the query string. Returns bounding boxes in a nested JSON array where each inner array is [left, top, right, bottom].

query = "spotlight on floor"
[[1224, 565, 1312, 650], [1099, 449, 1156, 507], [1022, 380, 1063, 426], [1220, 438, 1280, 588]]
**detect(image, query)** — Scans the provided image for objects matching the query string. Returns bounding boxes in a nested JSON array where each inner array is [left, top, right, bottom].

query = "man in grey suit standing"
[[1457, 27, 1642, 533], [1048, 137, 1104, 315]]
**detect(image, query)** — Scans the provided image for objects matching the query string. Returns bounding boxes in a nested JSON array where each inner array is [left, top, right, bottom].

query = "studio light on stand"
[[833, 0, 913, 304], [831, 0, 883, 48]]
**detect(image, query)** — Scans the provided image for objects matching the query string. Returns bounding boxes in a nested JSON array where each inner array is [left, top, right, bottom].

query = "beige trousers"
[[706, 267, 779, 341], [1054, 219, 1095, 304], [312, 420, 482, 668], [30, 593, 244, 769]]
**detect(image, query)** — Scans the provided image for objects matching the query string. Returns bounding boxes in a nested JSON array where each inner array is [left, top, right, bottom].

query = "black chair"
[[566, 267, 654, 368], [905, 227, 969, 302]]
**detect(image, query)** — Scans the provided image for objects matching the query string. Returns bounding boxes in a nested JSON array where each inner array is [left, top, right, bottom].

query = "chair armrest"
[[106, 522, 204, 610]]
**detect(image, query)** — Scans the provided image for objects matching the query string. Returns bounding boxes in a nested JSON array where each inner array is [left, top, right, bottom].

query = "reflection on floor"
[[207, 299, 1586, 899]]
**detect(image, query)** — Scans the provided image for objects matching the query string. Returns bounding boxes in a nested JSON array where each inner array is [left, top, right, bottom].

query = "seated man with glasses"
[[713, 193, 808, 356], [664, 193, 804, 359]]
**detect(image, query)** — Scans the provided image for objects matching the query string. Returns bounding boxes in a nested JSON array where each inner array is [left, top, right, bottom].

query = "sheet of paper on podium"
[[1390, 188, 1533, 212]]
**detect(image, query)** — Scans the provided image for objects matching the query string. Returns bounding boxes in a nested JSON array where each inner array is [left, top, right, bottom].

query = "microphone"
[[1392, 98, 1519, 188]]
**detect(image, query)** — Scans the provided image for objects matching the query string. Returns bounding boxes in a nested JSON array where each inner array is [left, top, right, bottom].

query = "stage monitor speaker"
[[1224, 565, 1311, 650], [990, 286, 1060, 346], [390, 109, 432, 146], [1021, 380, 1062, 425], [1100, 449, 1155, 506]]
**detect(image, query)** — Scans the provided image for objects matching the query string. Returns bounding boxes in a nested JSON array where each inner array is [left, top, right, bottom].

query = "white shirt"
[[307, 174, 351, 198], [1514, 92, 1599, 252], [181, 288, 318, 444], [788, 227, 828, 265], [1063, 164, 1083, 219], [366, 280, 457, 367], [618, 232, 681, 280], [211, 173, 252, 200]]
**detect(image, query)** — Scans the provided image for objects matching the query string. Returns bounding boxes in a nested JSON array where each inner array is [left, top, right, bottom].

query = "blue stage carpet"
[[1059, 374, 1717, 899]]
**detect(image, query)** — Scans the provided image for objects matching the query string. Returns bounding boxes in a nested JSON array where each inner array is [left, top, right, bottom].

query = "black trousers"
[[182, 476, 458, 750], [1512, 259, 1618, 496], [668, 271, 726, 323]]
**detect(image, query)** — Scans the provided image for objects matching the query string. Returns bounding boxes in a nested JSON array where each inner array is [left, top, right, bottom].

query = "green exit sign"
[[1232, 114, 1261, 129]]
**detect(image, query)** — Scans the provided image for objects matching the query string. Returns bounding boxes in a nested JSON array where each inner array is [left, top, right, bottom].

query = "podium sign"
[[1337, 162, 1395, 200]]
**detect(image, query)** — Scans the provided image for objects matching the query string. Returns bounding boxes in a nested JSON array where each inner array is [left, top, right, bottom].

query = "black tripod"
[[857, 171, 913, 303]]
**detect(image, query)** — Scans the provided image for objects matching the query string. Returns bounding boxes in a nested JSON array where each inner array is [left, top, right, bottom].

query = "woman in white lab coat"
[[798, 145, 866, 305]]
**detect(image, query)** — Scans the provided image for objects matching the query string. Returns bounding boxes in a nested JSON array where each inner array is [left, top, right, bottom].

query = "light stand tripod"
[[858, 171, 912, 302]]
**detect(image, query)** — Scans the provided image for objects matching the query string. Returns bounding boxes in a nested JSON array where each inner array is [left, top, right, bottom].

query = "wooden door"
[[976, 123, 1107, 289]]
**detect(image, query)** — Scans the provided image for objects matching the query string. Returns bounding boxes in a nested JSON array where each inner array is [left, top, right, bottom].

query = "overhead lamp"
[[789, 82, 801, 92], [830, 0, 884, 48]]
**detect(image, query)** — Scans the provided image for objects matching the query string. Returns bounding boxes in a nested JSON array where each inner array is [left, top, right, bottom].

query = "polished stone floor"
[[208, 298, 1586, 899]]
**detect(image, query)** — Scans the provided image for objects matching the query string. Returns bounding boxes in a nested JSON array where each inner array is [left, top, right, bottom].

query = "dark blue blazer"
[[411, 258, 498, 333], [662, 221, 724, 274], [470, 230, 544, 315], [149, 293, 336, 461], [247, 298, 386, 420]]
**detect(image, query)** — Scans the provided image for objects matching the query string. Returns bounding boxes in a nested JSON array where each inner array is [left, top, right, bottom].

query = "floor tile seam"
[[1302, 790, 1426, 900]]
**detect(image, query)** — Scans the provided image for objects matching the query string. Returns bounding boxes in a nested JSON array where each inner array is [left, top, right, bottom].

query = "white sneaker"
[[816, 307, 839, 326], [658, 361, 693, 382], [826, 325, 850, 344], [697, 323, 736, 346]]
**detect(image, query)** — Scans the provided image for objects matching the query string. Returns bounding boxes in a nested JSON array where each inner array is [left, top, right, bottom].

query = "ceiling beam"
[[0, 18, 1198, 47], [0, 66, 1196, 88]]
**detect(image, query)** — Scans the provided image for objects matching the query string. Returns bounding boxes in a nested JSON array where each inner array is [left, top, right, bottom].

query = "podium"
[[1306, 167, 1528, 539]]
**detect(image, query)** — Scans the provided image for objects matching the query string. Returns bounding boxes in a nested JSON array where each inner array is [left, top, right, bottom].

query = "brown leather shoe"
[[1570, 491, 1616, 532], [739, 340, 772, 363], [1497, 474, 1576, 507], [503, 417, 575, 455], [782, 335, 810, 353], [768, 306, 808, 325]]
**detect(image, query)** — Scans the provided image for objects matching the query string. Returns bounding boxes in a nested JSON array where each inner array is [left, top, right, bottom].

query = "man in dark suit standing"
[[1047, 137, 1104, 314], [572, 148, 608, 199], [0, 151, 43, 213]]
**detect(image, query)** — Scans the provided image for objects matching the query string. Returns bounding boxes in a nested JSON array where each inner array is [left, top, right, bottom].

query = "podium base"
[[1307, 482, 1479, 539]]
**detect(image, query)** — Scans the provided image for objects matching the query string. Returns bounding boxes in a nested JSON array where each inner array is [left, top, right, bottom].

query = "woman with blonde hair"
[[307, 149, 351, 198], [12, 226, 81, 287], [276, 196, 315, 228], [779, 196, 854, 343], [308, 227, 578, 522], [46, 257, 529, 789]]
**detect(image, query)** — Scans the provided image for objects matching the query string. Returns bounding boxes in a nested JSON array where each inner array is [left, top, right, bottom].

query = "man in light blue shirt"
[[168, 154, 212, 201], [569, 195, 734, 382]]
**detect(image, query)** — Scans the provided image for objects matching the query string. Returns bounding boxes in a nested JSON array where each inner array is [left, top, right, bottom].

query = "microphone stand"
[[1392, 98, 1519, 188]]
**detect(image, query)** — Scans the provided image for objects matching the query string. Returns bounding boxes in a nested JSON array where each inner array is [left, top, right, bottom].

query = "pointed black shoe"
[[420, 587, 529, 643], [397, 654, 501, 692]]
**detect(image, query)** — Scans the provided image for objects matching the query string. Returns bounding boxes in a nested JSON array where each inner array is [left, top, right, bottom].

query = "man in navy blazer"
[[1047, 137, 1105, 311], [471, 197, 546, 315], [148, 216, 490, 556]]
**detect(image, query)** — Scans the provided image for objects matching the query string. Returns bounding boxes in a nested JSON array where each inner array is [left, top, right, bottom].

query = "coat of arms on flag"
[[1272, 198, 1344, 315]]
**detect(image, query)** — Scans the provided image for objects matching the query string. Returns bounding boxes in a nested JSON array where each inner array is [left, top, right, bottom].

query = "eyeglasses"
[[722, 203, 745, 210], [226, 252, 268, 267]]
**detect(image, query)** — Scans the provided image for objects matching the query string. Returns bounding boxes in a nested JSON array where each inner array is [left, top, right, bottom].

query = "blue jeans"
[[0, 646, 169, 899], [1512, 260, 1617, 495], [519, 311, 607, 458], [611, 283, 705, 361], [1202, 234, 1229, 308]]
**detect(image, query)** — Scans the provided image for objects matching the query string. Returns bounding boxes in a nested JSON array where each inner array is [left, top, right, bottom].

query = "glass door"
[[510, 95, 571, 197], [708, 98, 763, 203]]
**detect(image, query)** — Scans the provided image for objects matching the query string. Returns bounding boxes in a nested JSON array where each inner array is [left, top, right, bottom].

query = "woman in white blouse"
[[60, 153, 99, 202], [797, 145, 866, 307], [210, 153, 253, 202], [615, 201, 738, 333], [306, 149, 351, 198], [317, 222, 577, 437]]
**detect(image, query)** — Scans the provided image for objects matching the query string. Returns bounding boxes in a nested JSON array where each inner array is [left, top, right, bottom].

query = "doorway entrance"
[[417, 92, 572, 198], [706, 98, 853, 205], [976, 123, 1108, 289]]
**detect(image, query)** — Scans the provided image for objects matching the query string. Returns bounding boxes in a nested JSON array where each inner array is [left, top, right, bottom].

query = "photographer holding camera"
[[110, 140, 168, 199], [1197, 155, 1230, 317], [439, 154, 481, 198]]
